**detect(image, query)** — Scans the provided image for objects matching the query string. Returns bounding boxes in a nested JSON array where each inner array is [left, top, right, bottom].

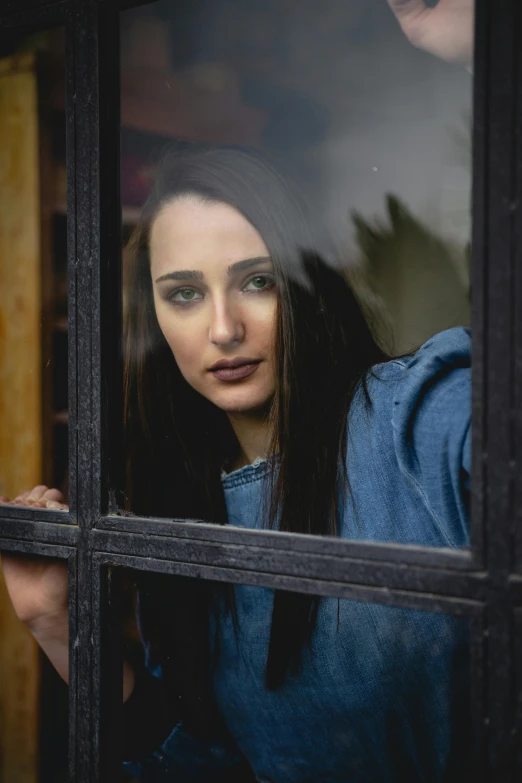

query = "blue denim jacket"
[[124, 327, 471, 783]]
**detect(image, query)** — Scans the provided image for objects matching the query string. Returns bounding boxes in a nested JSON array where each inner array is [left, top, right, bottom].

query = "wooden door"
[[0, 51, 42, 783]]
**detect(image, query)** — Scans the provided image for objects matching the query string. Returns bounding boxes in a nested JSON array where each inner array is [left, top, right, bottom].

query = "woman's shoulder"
[[364, 325, 471, 437], [371, 326, 471, 385], [362, 326, 470, 409]]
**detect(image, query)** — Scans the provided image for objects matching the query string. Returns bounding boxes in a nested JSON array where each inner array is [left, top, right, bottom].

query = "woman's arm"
[[387, 0, 474, 67], [0, 486, 136, 699]]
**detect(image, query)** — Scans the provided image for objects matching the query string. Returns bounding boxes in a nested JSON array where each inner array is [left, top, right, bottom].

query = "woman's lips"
[[210, 362, 261, 381]]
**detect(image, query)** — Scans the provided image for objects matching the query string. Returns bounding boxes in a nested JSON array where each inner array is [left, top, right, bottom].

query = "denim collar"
[[221, 456, 271, 490]]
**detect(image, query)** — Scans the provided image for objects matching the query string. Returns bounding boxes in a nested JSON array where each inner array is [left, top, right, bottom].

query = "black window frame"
[[1, 0, 521, 780]]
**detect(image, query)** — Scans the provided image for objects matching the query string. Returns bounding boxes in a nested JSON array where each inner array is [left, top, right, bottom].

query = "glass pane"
[[0, 28, 69, 513], [120, 1, 473, 548], [118, 568, 474, 781], [0, 552, 69, 783]]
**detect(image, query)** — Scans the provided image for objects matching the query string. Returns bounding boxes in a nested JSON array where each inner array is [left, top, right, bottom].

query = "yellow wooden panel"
[[0, 52, 42, 497], [0, 570, 40, 783], [0, 52, 41, 783]]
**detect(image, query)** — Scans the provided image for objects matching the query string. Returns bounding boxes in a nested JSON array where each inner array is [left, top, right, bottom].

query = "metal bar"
[[74, 0, 99, 530], [75, 544, 95, 781], [97, 552, 484, 617], [0, 505, 75, 524], [92, 557, 124, 783], [515, 609, 522, 779], [484, 0, 516, 594], [90, 555, 102, 781], [97, 515, 475, 570], [71, 0, 100, 778], [486, 606, 514, 780], [514, 0, 522, 574], [0, 539, 74, 557], [469, 0, 488, 570], [482, 0, 519, 777], [90, 2, 123, 777], [66, 0, 78, 523], [91, 528, 488, 602], [98, 0, 123, 515], [469, 611, 488, 783], [67, 552, 78, 783]]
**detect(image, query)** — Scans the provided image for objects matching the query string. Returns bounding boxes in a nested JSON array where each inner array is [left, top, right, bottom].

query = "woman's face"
[[150, 196, 277, 414]]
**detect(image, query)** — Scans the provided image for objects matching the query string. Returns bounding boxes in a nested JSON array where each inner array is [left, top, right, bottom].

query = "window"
[[0, 0, 520, 781]]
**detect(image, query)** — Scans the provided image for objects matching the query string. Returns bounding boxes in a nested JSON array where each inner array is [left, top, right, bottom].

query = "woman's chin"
[[210, 388, 274, 416]]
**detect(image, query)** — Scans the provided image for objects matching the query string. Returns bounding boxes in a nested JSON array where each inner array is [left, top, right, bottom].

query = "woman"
[[116, 138, 471, 783], [0, 1, 474, 781]]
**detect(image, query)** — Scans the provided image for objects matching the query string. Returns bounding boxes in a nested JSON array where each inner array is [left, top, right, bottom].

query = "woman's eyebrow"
[[226, 256, 271, 275], [155, 257, 271, 284], [155, 270, 204, 283]]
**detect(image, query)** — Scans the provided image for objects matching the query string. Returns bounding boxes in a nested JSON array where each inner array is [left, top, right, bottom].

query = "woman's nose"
[[208, 299, 244, 347]]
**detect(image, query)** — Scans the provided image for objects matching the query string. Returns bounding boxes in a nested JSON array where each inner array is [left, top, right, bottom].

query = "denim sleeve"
[[392, 327, 471, 548]]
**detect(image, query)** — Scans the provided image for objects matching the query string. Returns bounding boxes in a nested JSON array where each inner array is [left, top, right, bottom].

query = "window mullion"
[[70, 0, 101, 780], [478, 0, 519, 777]]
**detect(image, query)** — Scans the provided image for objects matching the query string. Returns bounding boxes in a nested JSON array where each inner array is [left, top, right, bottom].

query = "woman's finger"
[[42, 488, 65, 503], [46, 500, 69, 510], [26, 485, 49, 502], [14, 489, 33, 502], [386, 0, 431, 49], [387, 0, 426, 23]]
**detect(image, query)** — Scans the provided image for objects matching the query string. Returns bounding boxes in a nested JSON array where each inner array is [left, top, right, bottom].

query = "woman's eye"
[[244, 275, 275, 292], [169, 288, 203, 304]]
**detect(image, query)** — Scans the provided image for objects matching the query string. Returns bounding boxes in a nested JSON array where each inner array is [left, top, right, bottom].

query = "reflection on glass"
[[0, 28, 69, 510], [121, 0, 473, 546], [121, 571, 471, 781]]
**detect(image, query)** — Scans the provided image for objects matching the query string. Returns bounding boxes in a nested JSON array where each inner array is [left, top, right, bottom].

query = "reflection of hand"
[[0, 484, 68, 510], [387, 0, 474, 66]]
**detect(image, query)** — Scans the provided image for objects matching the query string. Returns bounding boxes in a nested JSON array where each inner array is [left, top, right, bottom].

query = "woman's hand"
[[0, 485, 69, 632], [387, 0, 474, 66]]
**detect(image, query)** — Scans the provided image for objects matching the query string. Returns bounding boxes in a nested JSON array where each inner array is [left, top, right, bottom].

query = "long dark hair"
[[124, 144, 389, 729]]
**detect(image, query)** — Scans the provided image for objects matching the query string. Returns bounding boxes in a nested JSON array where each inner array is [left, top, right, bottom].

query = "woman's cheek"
[[156, 310, 199, 376], [251, 298, 277, 352], [165, 326, 200, 377]]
